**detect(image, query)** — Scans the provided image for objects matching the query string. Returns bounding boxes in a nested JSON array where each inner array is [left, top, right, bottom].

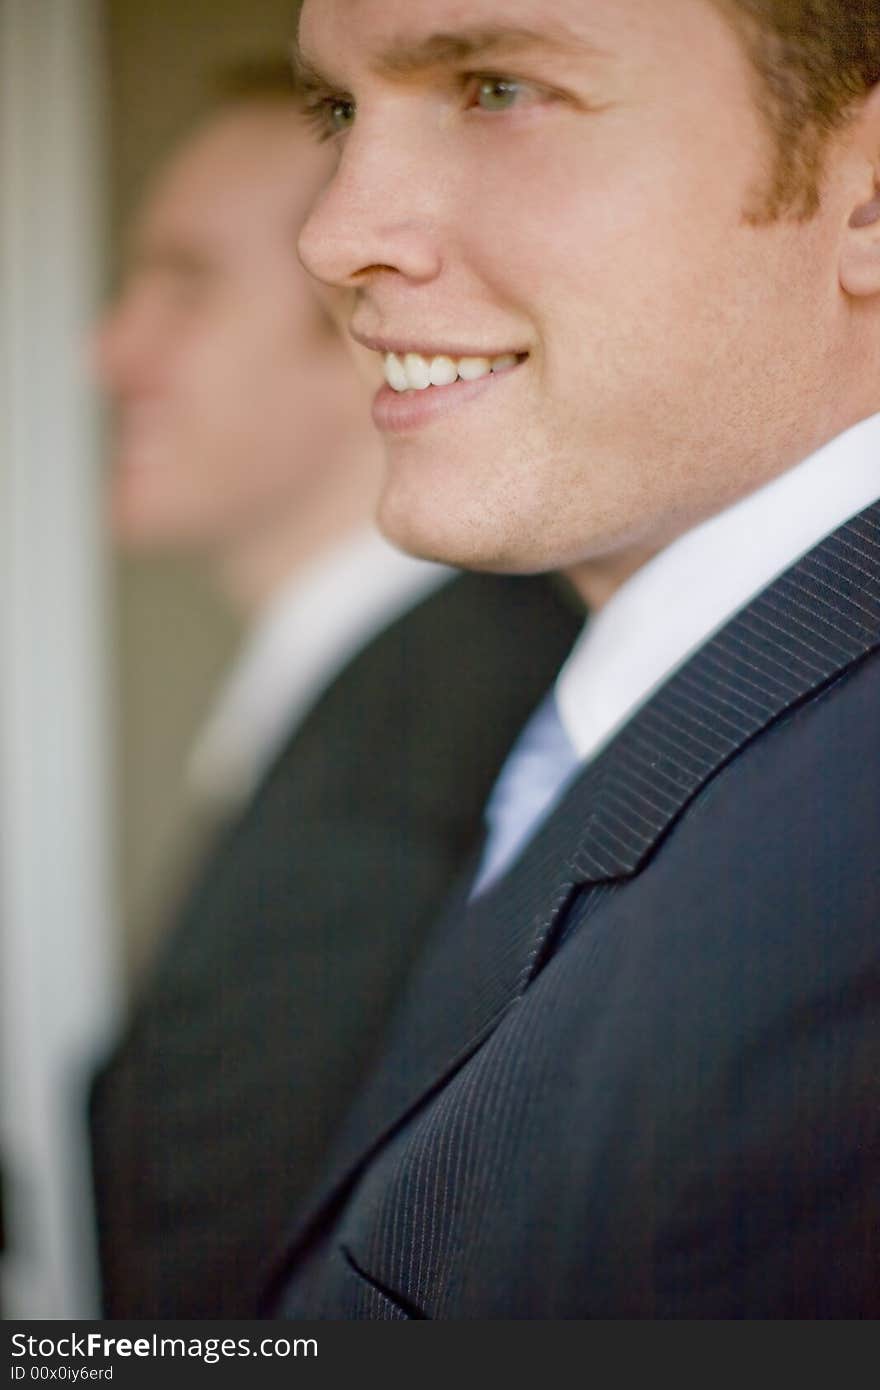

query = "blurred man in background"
[[88, 63, 581, 1317]]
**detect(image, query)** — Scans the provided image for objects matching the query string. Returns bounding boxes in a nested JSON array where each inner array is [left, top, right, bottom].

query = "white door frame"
[[0, 0, 119, 1319]]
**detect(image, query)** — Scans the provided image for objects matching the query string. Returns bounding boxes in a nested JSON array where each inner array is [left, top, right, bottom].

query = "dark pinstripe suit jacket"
[[268, 502, 880, 1318], [89, 572, 581, 1318]]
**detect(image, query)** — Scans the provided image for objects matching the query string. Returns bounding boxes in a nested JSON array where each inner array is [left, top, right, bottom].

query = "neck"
[[212, 441, 385, 619], [568, 393, 880, 612], [566, 546, 660, 612]]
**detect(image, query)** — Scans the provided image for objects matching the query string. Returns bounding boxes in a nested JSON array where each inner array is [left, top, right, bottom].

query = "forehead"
[[297, 0, 732, 81], [133, 106, 327, 263]]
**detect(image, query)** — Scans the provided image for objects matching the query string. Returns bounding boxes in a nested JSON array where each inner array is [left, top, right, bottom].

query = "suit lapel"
[[270, 500, 880, 1285], [568, 507, 880, 881]]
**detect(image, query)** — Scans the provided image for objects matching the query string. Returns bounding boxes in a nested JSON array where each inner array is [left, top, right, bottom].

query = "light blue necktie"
[[470, 690, 581, 898]]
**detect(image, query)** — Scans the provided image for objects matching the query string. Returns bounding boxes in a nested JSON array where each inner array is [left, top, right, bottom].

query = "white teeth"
[[428, 355, 458, 387], [457, 356, 492, 381], [384, 352, 409, 392], [383, 350, 521, 392], [403, 352, 432, 390]]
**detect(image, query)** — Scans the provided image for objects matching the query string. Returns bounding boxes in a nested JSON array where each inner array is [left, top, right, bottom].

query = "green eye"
[[329, 98, 356, 132], [476, 78, 521, 112]]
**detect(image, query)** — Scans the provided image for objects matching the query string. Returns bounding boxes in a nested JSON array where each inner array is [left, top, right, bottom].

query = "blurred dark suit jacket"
[[268, 504, 880, 1319], [88, 570, 581, 1318]]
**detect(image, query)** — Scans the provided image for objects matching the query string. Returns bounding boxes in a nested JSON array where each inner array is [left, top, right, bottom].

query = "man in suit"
[[88, 66, 581, 1317], [265, 0, 880, 1316]]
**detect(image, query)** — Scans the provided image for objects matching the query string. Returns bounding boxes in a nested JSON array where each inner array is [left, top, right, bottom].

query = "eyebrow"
[[291, 23, 611, 91]]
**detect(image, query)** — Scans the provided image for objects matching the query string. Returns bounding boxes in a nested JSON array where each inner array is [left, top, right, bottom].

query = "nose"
[[298, 123, 444, 291], [91, 290, 153, 398]]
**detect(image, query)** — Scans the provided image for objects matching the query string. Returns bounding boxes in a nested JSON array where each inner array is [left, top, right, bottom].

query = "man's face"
[[297, 0, 855, 580], [97, 105, 350, 553]]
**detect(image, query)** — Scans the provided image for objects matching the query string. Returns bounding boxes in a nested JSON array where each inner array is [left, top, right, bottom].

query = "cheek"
[[179, 334, 289, 445], [462, 103, 764, 359], [462, 135, 698, 364]]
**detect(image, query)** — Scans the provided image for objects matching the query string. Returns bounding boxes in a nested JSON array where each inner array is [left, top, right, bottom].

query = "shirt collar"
[[187, 527, 451, 810], [556, 411, 880, 762]]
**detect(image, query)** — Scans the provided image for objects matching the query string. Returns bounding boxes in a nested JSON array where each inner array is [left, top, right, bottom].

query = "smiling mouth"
[[382, 350, 527, 392]]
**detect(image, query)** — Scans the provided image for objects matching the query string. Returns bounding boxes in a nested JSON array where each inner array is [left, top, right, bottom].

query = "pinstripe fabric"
[[91, 571, 582, 1319], [569, 510, 880, 880], [266, 499, 880, 1317]]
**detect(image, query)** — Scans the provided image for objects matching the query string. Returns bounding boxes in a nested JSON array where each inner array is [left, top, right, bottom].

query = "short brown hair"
[[719, 1, 880, 219]]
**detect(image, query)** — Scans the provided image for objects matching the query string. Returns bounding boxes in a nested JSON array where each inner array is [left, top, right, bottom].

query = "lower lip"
[[372, 360, 524, 434]]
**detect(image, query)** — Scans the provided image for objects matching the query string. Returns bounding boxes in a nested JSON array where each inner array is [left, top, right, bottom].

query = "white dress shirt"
[[473, 412, 880, 893], [556, 411, 880, 762], [187, 528, 451, 810]]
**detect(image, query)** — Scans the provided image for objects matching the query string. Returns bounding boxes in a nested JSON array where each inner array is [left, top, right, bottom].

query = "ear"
[[840, 84, 880, 298]]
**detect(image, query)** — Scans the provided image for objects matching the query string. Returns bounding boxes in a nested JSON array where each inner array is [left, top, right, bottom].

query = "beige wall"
[[103, 0, 300, 972]]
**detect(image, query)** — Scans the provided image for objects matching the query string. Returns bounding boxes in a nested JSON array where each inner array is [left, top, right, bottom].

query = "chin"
[[110, 498, 204, 555], [376, 489, 541, 576], [109, 495, 153, 551]]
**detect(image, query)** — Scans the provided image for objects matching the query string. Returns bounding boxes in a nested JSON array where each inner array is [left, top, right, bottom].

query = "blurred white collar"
[[187, 527, 451, 810]]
